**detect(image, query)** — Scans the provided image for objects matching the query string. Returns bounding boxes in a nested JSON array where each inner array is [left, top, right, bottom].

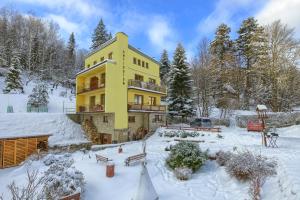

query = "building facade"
[[76, 32, 166, 144]]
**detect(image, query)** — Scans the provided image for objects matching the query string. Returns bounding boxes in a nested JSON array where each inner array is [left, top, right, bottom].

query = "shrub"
[[166, 141, 207, 172], [43, 155, 85, 199], [225, 151, 277, 181], [216, 151, 233, 166], [174, 167, 192, 180], [180, 131, 188, 138]]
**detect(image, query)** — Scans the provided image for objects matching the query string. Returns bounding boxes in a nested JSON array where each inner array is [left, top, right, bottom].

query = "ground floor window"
[[103, 116, 108, 123], [128, 116, 135, 123]]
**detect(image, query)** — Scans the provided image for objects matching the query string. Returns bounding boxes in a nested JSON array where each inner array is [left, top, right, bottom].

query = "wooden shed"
[[0, 134, 51, 169]]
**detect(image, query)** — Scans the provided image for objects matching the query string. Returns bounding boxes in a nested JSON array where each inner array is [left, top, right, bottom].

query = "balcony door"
[[134, 95, 143, 105], [90, 76, 99, 90], [149, 96, 156, 106], [89, 96, 96, 110]]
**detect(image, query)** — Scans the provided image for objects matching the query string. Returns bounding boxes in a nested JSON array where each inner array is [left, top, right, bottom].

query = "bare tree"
[[7, 169, 44, 200], [192, 38, 212, 117]]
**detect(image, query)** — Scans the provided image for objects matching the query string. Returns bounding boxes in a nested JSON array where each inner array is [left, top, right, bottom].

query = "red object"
[[60, 193, 80, 200], [247, 121, 264, 132], [106, 163, 115, 177], [118, 146, 123, 153]]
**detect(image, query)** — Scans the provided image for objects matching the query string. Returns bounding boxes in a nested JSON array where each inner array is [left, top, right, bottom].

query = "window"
[[133, 57, 137, 64], [93, 60, 97, 65], [134, 95, 143, 105], [149, 97, 156, 106], [154, 115, 163, 122], [135, 74, 144, 81], [128, 116, 135, 123], [137, 59, 141, 66], [101, 94, 105, 105], [146, 62, 149, 69], [103, 116, 108, 123], [108, 52, 113, 59], [87, 64, 90, 68], [100, 73, 105, 85], [142, 61, 145, 67], [149, 78, 156, 84], [101, 57, 104, 61], [90, 76, 99, 89]]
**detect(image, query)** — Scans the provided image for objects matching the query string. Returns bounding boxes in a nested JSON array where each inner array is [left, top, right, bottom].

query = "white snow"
[[0, 76, 75, 113], [0, 113, 89, 146], [1, 125, 300, 200], [257, 104, 268, 111]]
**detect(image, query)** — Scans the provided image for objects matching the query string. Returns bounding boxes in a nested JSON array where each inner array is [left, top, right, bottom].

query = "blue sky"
[[1, 0, 300, 60]]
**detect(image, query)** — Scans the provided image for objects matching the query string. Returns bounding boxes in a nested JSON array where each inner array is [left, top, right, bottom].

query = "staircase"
[[82, 119, 101, 144]]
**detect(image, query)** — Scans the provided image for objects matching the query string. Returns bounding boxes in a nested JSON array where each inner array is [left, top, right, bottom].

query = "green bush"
[[166, 141, 207, 172]]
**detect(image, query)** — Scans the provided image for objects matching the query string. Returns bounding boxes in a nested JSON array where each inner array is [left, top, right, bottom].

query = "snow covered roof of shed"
[[256, 104, 267, 111], [0, 133, 52, 140]]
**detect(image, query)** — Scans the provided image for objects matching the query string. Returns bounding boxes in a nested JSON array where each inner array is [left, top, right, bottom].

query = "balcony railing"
[[77, 83, 105, 94], [128, 80, 166, 94], [78, 104, 105, 113], [128, 103, 166, 112]]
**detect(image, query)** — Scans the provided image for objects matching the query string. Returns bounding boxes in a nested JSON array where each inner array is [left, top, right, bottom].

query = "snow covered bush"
[[216, 151, 233, 166], [174, 167, 193, 180], [43, 155, 85, 199], [28, 83, 49, 106], [163, 131, 200, 138], [225, 151, 277, 181], [166, 141, 207, 172], [180, 131, 188, 138]]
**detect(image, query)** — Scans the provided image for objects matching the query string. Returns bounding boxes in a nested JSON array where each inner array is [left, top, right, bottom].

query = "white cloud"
[[147, 16, 176, 52], [256, 0, 300, 36], [46, 14, 80, 34], [14, 0, 105, 18], [197, 0, 254, 35]]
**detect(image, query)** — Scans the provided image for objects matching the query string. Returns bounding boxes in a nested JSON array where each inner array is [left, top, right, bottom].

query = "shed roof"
[[0, 133, 52, 140]]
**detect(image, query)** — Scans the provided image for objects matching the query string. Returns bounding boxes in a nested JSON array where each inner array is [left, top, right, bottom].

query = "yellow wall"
[[76, 32, 164, 130], [128, 89, 161, 105], [127, 48, 160, 85]]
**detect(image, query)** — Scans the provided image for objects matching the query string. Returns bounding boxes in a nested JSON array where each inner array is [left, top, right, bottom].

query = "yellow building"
[[76, 32, 166, 144]]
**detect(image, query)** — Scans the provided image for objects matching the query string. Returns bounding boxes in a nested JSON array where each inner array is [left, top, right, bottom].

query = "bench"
[[125, 153, 146, 166], [95, 154, 112, 163], [247, 121, 264, 132]]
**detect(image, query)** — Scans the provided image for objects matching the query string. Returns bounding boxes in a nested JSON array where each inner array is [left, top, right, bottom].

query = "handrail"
[[128, 79, 166, 93], [78, 104, 105, 112], [128, 103, 166, 111], [77, 83, 105, 94]]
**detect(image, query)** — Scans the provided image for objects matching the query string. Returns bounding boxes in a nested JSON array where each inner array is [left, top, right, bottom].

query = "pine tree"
[[65, 32, 76, 78], [236, 17, 267, 109], [159, 49, 171, 85], [30, 34, 40, 72], [210, 23, 234, 100], [90, 18, 111, 50], [168, 43, 194, 118], [28, 83, 49, 106], [3, 54, 24, 93]]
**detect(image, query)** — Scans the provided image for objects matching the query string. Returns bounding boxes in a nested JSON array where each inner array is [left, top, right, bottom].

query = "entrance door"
[[0, 141, 2, 168], [101, 134, 112, 144]]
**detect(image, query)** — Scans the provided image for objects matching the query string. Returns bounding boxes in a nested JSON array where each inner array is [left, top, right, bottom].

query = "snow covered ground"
[[1, 126, 299, 200], [0, 76, 75, 113]]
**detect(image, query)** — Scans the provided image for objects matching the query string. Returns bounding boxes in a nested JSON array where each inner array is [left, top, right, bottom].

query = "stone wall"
[[82, 113, 115, 135], [236, 112, 300, 128]]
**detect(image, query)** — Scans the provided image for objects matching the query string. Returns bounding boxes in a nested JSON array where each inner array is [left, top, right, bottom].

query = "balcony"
[[78, 104, 105, 113], [77, 83, 105, 94], [128, 80, 166, 94], [128, 103, 166, 112]]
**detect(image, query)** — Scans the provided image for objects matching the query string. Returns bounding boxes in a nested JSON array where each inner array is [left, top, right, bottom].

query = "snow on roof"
[[133, 164, 159, 200], [0, 113, 89, 146], [256, 104, 267, 111], [0, 133, 52, 140]]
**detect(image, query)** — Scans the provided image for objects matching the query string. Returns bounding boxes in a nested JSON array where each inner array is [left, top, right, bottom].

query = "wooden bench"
[[125, 153, 146, 166], [95, 154, 112, 163], [162, 125, 221, 132]]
